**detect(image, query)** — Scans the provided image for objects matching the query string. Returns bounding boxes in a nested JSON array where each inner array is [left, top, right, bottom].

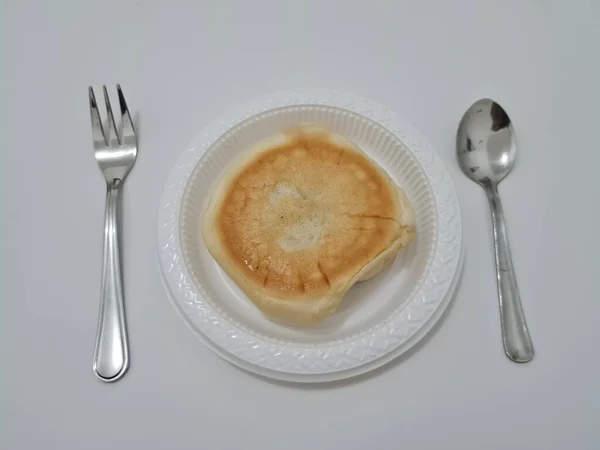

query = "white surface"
[[1, 0, 598, 449], [158, 92, 462, 380]]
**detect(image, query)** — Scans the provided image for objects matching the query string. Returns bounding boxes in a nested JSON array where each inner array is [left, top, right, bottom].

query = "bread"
[[202, 126, 416, 324]]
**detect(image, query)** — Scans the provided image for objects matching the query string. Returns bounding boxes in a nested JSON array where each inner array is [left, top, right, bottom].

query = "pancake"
[[202, 126, 416, 324]]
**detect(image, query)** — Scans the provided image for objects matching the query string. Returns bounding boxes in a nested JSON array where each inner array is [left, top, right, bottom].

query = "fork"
[[89, 85, 137, 382]]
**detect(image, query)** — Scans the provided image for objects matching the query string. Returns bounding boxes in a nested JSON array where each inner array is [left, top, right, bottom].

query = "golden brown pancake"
[[202, 127, 415, 324]]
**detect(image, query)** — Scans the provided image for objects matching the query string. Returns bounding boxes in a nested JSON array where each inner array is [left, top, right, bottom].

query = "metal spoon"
[[457, 99, 534, 363]]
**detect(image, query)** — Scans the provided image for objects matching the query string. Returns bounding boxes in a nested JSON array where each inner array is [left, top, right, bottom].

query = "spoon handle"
[[485, 184, 534, 362]]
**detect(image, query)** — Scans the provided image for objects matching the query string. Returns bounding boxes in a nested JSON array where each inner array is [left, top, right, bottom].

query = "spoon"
[[457, 98, 534, 363]]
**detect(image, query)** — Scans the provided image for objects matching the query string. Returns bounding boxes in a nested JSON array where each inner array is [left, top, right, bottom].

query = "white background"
[[1, 1, 599, 449]]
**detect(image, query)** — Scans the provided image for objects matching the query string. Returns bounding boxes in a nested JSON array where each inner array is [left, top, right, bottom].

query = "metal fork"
[[89, 85, 137, 382]]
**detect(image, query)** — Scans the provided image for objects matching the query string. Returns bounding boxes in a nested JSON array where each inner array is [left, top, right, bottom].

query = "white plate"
[[157, 89, 462, 382]]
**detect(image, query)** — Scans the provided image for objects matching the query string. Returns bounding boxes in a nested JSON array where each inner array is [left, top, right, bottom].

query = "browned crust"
[[216, 131, 399, 298]]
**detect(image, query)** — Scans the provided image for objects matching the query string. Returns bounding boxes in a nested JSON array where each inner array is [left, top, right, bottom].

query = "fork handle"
[[93, 180, 129, 382]]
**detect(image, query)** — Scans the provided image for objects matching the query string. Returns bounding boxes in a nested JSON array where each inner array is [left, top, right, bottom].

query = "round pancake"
[[202, 127, 415, 324]]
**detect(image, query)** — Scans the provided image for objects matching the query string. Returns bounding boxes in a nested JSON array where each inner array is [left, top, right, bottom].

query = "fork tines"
[[88, 85, 135, 148]]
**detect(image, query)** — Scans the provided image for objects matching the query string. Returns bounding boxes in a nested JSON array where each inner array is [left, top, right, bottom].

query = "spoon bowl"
[[457, 98, 517, 186]]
